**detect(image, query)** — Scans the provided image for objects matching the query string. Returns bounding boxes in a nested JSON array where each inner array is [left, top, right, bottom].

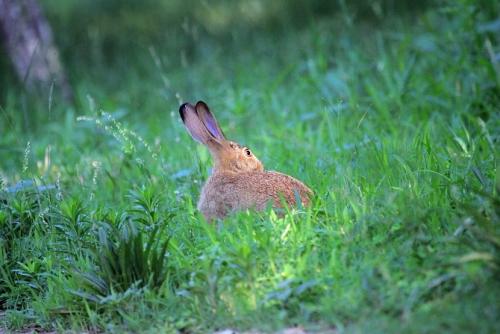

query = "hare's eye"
[[245, 149, 251, 157]]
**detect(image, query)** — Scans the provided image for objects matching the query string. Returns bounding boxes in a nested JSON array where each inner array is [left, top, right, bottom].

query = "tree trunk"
[[0, 0, 73, 101]]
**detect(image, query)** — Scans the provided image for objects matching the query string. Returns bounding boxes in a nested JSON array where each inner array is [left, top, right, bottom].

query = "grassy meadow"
[[0, 0, 499, 332]]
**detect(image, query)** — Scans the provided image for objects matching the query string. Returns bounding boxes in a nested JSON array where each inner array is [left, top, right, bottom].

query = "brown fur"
[[179, 101, 312, 221]]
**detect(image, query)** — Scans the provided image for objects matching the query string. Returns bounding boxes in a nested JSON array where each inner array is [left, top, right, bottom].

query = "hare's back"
[[224, 171, 312, 209], [199, 171, 312, 220]]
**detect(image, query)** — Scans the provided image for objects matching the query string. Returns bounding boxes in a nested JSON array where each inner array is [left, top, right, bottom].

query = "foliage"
[[71, 219, 170, 302], [0, 0, 499, 332]]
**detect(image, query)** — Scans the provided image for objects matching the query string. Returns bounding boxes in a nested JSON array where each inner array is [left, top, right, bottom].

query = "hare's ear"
[[195, 101, 226, 141], [179, 102, 220, 146]]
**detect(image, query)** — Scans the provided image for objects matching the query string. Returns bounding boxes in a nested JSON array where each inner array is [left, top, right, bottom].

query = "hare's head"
[[179, 101, 264, 174]]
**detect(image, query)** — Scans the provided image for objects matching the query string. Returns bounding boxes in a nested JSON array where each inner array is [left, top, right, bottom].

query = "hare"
[[179, 101, 312, 221]]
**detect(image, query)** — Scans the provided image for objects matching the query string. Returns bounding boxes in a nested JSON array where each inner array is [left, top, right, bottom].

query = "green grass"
[[1, 0, 499, 333]]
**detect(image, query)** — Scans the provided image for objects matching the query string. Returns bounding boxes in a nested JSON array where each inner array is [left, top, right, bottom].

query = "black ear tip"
[[195, 100, 208, 109], [179, 102, 189, 121]]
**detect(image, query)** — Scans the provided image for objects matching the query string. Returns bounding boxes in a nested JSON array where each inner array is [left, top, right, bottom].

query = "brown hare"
[[179, 101, 312, 221]]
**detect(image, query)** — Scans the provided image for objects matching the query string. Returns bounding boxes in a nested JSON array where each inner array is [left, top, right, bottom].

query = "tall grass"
[[0, 0, 499, 332]]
